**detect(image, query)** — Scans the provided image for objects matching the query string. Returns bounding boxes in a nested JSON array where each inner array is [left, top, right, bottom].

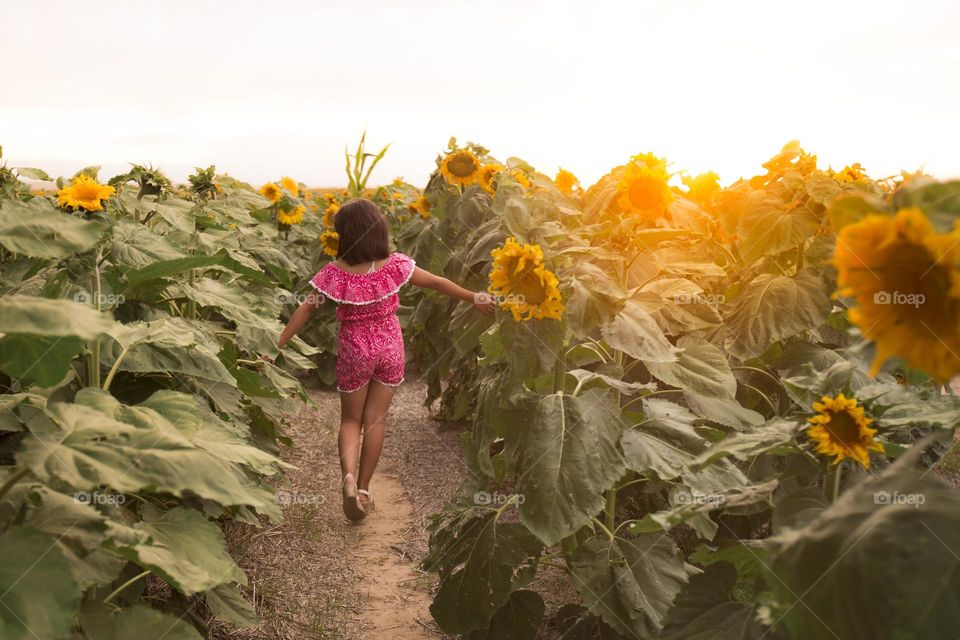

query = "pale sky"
[[2, 0, 958, 189]]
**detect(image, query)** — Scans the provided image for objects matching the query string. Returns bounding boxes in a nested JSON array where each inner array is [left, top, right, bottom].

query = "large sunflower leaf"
[[723, 270, 831, 360], [766, 438, 960, 639], [177, 278, 283, 353], [691, 419, 802, 469], [0, 527, 82, 640], [81, 602, 204, 640], [602, 299, 680, 364], [429, 512, 542, 634], [110, 219, 187, 268], [469, 589, 545, 640], [0, 198, 107, 258], [511, 390, 627, 545], [206, 583, 259, 628], [570, 533, 699, 639], [646, 336, 736, 399], [736, 192, 819, 262]]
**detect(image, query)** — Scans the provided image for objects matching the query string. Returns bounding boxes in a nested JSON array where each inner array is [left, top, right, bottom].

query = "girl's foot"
[[358, 489, 375, 512], [342, 473, 366, 521]]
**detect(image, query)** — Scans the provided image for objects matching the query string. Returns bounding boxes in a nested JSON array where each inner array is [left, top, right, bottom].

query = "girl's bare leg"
[[339, 384, 369, 484], [357, 381, 395, 503]]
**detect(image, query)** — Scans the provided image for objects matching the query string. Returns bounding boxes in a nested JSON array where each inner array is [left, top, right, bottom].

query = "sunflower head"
[[488, 238, 564, 321], [259, 182, 282, 203], [478, 164, 503, 193], [555, 168, 579, 195], [509, 169, 532, 190], [834, 163, 867, 183], [392, 177, 404, 186], [281, 176, 299, 195], [440, 150, 482, 187], [681, 171, 720, 204], [56, 174, 116, 212], [834, 207, 960, 382], [807, 393, 883, 468], [322, 202, 340, 227], [408, 195, 431, 219], [616, 153, 674, 221], [319, 230, 339, 257], [277, 204, 305, 226]]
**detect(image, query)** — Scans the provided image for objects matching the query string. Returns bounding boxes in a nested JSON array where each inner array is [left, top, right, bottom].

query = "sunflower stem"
[[824, 462, 843, 503], [0, 467, 30, 503], [88, 252, 102, 388]]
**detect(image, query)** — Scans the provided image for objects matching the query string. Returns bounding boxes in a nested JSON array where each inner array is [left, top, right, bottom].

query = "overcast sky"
[[2, 0, 958, 188]]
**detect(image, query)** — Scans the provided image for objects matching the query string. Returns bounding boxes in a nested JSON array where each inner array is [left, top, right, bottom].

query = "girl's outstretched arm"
[[274, 291, 325, 355], [410, 266, 496, 314]]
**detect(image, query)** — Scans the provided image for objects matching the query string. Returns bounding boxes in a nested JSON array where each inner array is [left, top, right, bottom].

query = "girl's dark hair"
[[333, 198, 390, 265]]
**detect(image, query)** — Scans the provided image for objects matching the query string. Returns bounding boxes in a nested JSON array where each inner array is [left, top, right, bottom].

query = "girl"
[[274, 198, 495, 521]]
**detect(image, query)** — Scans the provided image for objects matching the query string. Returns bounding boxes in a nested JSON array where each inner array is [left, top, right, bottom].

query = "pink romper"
[[309, 253, 416, 393]]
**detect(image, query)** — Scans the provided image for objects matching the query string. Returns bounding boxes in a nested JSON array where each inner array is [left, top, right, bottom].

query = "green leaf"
[[121, 248, 270, 296], [110, 219, 187, 267], [570, 533, 699, 639], [0, 198, 107, 258], [471, 589, 545, 640], [0, 295, 116, 338], [602, 300, 680, 364], [737, 192, 819, 262], [0, 527, 82, 640], [683, 392, 764, 430], [691, 419, 801, 469], [83, 603, 204, 640], [115, 505, 246, 595], [15, 167, 51, 180], [511, 390, 627, 545], [207, 583, 258, 628], [646, 336, 736, 399], [429, 512, 542, 634], [0, 334, 83, 387], [767, 438, 960, 639], [724, 270, 831, 360], [661, 562, 769, 640]]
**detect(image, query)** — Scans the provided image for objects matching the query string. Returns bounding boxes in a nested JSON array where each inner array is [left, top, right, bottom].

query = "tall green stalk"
[[88, 250, 102, 388]]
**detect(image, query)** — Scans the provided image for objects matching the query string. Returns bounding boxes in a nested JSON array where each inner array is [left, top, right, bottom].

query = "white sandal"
[[342, 474, 366, 521], [358, 489, 375, 512]]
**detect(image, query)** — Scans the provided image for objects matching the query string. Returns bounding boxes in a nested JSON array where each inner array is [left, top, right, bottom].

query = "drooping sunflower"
[[616, 153, 674, 221], [440, 150, 482, 187], [408, 195, 431, 219], [807, 394, 883, 468], [281, 176, 299, 195], [277, 204, 305, 226], [834, 163, 867, 183], [322, 202, 340, 227], [555, 168, 579, 195], [259, 182, 282, 203], [834, 207, 960, 382], [488, 238, 564, 321], [476, 163, 503, 193], [319, 230, 339, 257], [56, 174, 116, 212]]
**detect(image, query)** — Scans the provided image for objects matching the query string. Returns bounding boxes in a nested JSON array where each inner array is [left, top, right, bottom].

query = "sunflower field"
[[0, 134, 959, 640]]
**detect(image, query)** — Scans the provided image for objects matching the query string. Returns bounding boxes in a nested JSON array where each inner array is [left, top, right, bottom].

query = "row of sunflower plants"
[[398, 140, 960, 639], [0, 149, 326, 638]]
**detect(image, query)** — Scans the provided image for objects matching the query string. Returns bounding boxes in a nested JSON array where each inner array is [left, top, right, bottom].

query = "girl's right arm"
[[410, 267, 496, 313], [272, 292, 325, 357]]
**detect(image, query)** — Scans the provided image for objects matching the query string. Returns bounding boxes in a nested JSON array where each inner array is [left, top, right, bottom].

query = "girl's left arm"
[[410, 266, 496, 313]]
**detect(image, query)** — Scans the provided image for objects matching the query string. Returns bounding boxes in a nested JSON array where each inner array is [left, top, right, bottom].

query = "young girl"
[[274, 198, 495, 521]]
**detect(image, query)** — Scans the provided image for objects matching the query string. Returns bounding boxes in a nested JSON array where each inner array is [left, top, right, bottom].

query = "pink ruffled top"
[[309, 252, 416, 323]]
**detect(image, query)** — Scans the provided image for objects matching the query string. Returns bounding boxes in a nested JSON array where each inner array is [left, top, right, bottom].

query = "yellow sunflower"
[[488, 238, 564, 321], [681, 171, 720, 204], [616, 153, 674, 221], [392, 191, 404, 201], [319, 230, 339, 257], [322, 202, 340, 227], [392, 177, 404, 186], [56, 174, 116, 212], [408, 195, 431, 219], [476, 164, 503, 193], [281, 176, 299, 195], [807, 394, 883, 468], [834, 207, 960, 382], [834, 163, 867, 183], [440, 150, 482, 187], [510, 169, 532, 189], [259, 182, 282, 203], [277, 204, 305, 226], [555, 168, 579, 195]]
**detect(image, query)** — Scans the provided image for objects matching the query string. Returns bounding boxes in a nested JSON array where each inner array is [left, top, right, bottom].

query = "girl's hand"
[[473, 292, 497, 314], [259, 353, 275, 364]]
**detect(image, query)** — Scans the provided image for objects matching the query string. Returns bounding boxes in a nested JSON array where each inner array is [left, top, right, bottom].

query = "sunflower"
[[834, 163, 867, 183], [807, 394, 883, 468], [616, 153, 674, 221], [488, 238, 564, 321], [834, 207, 960, 382], [277, 204, 305, 226], [281, 176, 299, 195], [510, 169, 532, 190], [392, 191, 404, 201], [322, 202, 340, 227], [681, 171, 720, 204], [476, 164, 503, 193], [319, 230, 339, 257], [555, 168, 579, 195], [408, 195, 431, 219], [56, 174, 116, 212], [440, 149, 482, 187], [259, 182, 282, 203], [392, 177, 404, 186]]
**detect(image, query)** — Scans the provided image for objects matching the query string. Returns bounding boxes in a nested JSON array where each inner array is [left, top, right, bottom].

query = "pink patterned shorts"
[[336, 314, 405, 393]]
